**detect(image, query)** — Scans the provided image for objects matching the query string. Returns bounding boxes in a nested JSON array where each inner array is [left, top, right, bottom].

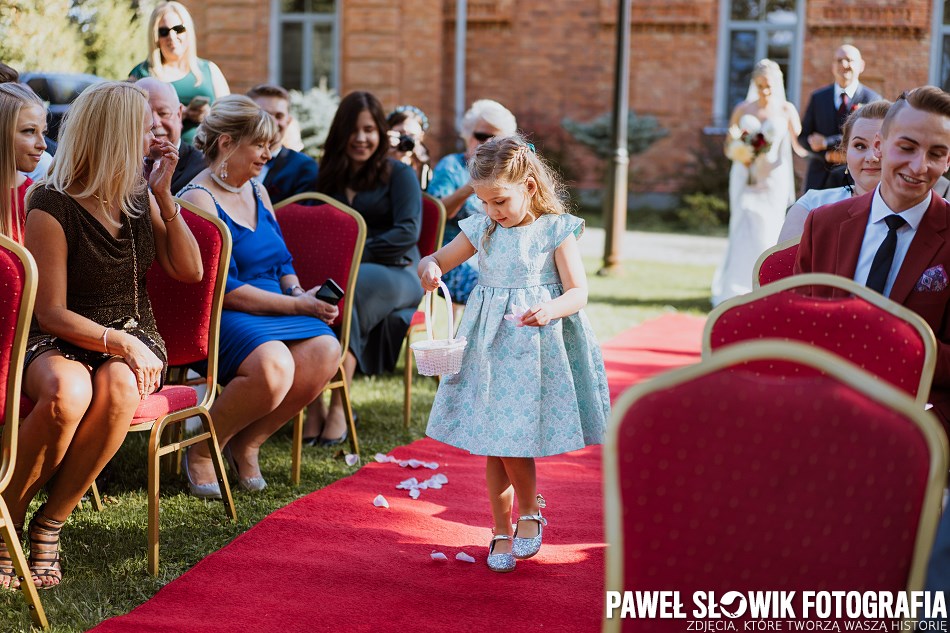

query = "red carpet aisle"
[[89, 314, 705, 633]]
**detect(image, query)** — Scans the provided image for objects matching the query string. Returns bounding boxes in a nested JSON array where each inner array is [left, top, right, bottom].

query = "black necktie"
[[865, 214, 907, 294]]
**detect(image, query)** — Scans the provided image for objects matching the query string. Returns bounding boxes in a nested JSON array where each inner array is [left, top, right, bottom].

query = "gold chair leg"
[[338, 376, 360, 456], [0, 501, 48, 628], [291, 409, 304, 486], [203, 411, 237, 523], [87, 482, 103, 512], [403, 333, 413, 429], [146, 428, 161, 576]]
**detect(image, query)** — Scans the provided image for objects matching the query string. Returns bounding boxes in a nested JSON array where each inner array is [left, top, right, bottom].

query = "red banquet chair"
[[274, 192, 366, 479], [0, 235, 47, 628], [753, 237, 800, 288], [603, 340, 948, 633], [703, 272, 937, 406], [22, 199, 238, 576], [403, 193, 446, 428]]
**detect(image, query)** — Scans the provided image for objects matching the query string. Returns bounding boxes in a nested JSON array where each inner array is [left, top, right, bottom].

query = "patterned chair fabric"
[[603, 341, 947, 633], [704, 273, 937, 403], [753, 238, 800, 288]]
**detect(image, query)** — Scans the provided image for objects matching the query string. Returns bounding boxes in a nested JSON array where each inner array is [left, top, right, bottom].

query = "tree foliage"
[[0, 0, 87, 73], [561, 111, 669, 159], [0, 0, 146, 78]]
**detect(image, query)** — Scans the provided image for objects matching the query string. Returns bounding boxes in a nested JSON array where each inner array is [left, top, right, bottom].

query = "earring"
[[219, 160, 228, 180]]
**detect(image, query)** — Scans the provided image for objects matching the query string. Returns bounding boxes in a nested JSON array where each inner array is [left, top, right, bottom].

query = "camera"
[[396, 134, 416, 152]]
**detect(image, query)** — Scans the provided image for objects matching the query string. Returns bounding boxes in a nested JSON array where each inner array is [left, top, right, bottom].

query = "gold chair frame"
[[274, 192, 366, 482], [751, 236, 800, 289], [703, 272, 938, 407], [603, 340, 949, 633], [0, 235, 47, 628], [403, 193, 446, 428]]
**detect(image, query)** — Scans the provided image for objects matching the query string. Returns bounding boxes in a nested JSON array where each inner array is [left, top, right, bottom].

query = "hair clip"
[[392, 105, 429, 132], [527, 142, 536, 153]]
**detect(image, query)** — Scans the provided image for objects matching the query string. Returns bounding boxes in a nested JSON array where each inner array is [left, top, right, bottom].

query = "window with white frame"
[[713, 0, 804, 127], [930, 0, 950, 90], [271, 0, 338, 91]]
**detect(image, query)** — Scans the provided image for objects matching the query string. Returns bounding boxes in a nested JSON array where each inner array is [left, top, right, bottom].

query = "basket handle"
[[423, 280, 455, 341]]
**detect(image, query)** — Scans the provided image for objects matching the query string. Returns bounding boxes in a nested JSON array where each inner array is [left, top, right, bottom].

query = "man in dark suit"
[[247, 84, 318, 205], [136, 77, 206, 194], [795, 86, 950, 426], [798, 45, 882, 193]]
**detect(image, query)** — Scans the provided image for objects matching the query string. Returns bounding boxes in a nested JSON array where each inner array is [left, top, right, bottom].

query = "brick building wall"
[[192, 0, 940, 196]]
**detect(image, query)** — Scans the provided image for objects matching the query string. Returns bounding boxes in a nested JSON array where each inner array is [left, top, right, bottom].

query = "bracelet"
[[283, 284, 303, 296], [102, 327, 110, 353], [161, 203, 181, 223]]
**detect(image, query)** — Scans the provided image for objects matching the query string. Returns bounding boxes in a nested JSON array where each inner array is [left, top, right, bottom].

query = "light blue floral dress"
[[426, 213, 610, 457]]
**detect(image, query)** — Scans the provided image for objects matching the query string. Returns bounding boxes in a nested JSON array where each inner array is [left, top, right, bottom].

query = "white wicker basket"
[[410, 280, 467, 376]]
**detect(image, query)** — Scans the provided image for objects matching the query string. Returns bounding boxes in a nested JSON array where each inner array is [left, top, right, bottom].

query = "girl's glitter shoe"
[[512, 494, 548, 559], [487, 534, 516, 573]]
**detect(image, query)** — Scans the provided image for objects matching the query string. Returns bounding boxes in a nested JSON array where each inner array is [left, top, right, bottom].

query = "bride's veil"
[[745, 59, 787, 104]]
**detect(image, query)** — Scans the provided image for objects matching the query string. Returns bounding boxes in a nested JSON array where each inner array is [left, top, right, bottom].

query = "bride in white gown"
[[711, 59, 804, 306]]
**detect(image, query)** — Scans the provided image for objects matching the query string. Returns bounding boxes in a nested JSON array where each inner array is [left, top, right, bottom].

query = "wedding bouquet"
[[725, 114, 777, 185]]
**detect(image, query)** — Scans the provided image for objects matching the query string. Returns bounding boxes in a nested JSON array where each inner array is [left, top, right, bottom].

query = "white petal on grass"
[[373, 494, 390, 508], [430, 551, 448, 561], [345, 454, 360, 466], [456, 552, 476, 563]]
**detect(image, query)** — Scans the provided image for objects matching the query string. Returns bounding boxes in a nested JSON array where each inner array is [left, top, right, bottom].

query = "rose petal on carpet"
[[89, 313, 705, 633]]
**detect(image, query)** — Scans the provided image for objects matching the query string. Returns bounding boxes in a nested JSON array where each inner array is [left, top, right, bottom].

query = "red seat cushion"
[[19, 386, 198, 427]]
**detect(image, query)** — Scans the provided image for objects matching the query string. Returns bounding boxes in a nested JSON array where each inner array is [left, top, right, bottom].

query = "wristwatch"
[[283, 284, 303, 296]]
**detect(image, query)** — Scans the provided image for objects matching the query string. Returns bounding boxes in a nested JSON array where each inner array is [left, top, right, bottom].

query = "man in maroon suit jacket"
[[795, 86, 950, 426]]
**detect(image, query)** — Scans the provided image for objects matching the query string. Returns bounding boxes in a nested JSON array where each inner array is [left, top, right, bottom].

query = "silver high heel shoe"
[[487, 534, 516, 573], [182, 448, 222, 500], [512, 494, 547, 559], [223, 446, 267, 492]]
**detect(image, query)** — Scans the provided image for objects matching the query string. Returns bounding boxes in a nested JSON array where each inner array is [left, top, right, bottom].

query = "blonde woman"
[[129, 1, 230, 144], [0, 83, 47, 243], [0, 82, 202, 589], [179, 96, 340, 495]]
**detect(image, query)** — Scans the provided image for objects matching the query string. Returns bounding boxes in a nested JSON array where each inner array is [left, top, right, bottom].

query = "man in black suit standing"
[[136, 77, 207, 195], [799, 45, 882, 193], [247, 84, 318, 205]]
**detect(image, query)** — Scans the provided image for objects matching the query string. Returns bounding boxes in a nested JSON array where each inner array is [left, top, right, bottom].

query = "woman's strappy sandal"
[[28, 506, 64, 589], [0, 524, 23, 590], [512, 494, 548, 560]]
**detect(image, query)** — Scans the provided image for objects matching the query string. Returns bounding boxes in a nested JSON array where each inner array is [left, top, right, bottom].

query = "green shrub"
[[561, 111, 669, 160], [676, 193, 729, 233]]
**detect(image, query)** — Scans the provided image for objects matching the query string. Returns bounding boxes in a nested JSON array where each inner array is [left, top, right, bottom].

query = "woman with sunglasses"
[[427, 99, 517, 303], [129, 1, 230, 144]]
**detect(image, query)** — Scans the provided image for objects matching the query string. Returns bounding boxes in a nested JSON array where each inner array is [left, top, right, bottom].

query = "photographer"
[[387, 105, 431, 189]]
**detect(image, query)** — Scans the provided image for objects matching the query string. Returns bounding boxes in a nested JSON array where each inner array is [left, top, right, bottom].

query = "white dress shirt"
[[853, 185, 930, 297], [256, 146, 281, 183]]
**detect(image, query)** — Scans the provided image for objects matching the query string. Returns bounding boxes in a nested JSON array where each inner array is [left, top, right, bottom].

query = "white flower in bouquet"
[[725, 139, 754, 164], [738, 114, 762, 135]]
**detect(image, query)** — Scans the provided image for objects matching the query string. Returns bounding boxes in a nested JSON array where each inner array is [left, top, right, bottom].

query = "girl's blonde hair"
[[43, 82, 150, 223], [193, 94, 278, 166], [0, 83, 44, 243], [468, 135, 569, 247], [146, 1, 202, 86]]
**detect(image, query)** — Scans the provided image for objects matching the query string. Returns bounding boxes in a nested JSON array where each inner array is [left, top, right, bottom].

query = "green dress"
[[129, 58, 216, 144]]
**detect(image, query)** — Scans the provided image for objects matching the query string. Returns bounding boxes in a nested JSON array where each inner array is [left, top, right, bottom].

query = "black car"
[[20, 72, 105, 140]]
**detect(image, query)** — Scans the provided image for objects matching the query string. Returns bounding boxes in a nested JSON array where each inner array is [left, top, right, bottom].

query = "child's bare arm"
[[417, 232, 477, 291], [521, 234, 588, 327]]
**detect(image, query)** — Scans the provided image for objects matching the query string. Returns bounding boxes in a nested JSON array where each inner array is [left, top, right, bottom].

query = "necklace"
[[125, 214, 140, 330], [210, 171, 245, 194]]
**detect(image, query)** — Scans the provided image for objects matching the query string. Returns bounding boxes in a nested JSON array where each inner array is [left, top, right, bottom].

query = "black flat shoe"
[[318, 410, 358, 446]]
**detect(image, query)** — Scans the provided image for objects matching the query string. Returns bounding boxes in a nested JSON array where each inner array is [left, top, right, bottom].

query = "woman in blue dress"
[[312, 91, 424, 444], [427, 99, 517, 303], [179, 95, 340, 495]]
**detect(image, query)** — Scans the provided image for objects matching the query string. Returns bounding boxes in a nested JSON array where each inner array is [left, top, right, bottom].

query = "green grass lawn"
[[0, 257, 715, 632]]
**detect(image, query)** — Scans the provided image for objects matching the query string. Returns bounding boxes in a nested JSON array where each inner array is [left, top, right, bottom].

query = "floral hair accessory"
[[392, 104, 429, 132]]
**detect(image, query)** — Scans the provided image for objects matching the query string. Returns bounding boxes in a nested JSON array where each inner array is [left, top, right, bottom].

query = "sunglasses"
[[158, 24, 186, 38], [472, 132, 494, 143]]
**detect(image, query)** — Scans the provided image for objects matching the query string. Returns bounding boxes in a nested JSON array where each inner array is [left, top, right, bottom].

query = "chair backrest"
[[0, 235, 36, 491], [419, 193, 446, 258], [703, 272, 937, 404], [148, 200, 232, 393], [753, 237, 800, 288], [603, 340, 948, 633], [273, 192, 367, 353]]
